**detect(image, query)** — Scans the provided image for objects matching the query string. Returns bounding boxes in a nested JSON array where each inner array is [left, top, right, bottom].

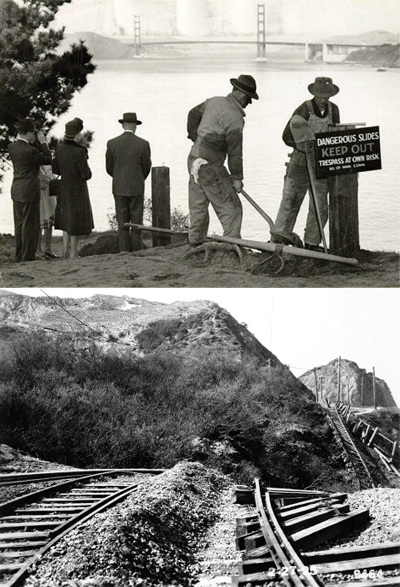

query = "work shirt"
[[187, 93, 246, 180], [282, 98, 340, 149]]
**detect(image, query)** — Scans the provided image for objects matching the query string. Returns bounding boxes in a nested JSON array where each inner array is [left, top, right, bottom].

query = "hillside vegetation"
[[346, 44, 399, 68], [0, 331, 347, 491]]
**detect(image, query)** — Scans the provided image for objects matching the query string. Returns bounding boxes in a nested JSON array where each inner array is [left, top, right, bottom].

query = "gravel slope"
[[1, 449, 399, 587]]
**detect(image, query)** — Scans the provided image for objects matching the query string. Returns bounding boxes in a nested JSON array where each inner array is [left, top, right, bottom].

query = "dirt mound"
[[79, 233, 120, 256], [1, 232, 399, 287]]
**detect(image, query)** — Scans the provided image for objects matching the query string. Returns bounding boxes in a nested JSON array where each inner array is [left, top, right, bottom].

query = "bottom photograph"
[[0, 287, 399, 587]]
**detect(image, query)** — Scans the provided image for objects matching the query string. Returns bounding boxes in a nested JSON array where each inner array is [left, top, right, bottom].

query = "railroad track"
[[0, 468, 162, 587], [234, 482, 400, 586], [325, 403, 377, 490]]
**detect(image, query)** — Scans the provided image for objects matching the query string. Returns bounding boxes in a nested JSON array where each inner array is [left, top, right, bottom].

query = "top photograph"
[[0, 0, 399, 288]]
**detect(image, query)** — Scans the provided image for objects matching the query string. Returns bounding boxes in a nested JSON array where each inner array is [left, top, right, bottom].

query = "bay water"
[[1, 54, 399, 252]]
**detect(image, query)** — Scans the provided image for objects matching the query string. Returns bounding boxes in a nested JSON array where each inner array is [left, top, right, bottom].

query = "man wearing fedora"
[[106, 112, 151, 252], [273, 76, 340, 251], [8, 119, 52, 262], [187, 74, 258, 246]]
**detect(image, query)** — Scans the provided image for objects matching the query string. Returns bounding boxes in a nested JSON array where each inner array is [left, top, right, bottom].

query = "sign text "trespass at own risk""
[[315, 126, 381, 179]]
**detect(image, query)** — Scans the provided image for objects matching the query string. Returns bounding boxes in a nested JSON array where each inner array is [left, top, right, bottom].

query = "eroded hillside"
[[0, 290, 280, 365], [299, 357, 396, 407]]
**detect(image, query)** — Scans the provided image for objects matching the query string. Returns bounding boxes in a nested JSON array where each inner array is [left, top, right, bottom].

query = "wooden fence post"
[[373, 367, 377, 409], [151, 166, 171, 247], [314, 368, 319, 401]]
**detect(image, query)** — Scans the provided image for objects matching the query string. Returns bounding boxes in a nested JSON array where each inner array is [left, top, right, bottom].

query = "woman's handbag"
[[49, 176, 61, 196]]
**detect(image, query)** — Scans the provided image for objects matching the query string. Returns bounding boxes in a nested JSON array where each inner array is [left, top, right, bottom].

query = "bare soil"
[[0, 232, 399, 288]]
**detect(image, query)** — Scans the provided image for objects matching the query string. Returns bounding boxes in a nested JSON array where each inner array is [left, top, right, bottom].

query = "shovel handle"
[[240, 189, 276, 232], [303, 142, 329, 254]]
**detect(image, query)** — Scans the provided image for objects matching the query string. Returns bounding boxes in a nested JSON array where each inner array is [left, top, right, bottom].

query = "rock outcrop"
[[299, 358, 397, 408]]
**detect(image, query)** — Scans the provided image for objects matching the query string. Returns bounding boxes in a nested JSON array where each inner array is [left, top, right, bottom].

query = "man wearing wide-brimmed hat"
[[187, 74, 258, 246], [272, 77, 340, 252], [8, 118, 51, 262], [106, 112, 152, 252]]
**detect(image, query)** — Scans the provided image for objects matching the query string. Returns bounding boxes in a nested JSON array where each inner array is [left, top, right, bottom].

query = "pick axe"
[[289, 115, 328, 254]]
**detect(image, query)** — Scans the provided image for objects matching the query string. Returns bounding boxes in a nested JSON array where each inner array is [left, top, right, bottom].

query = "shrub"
[[0, 334, 346, 489]]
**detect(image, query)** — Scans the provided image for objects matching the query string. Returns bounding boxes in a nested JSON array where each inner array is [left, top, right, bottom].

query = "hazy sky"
[[55, 0, 400, 37], [4, 288, 400, 406], [278, 0, 400, 36]]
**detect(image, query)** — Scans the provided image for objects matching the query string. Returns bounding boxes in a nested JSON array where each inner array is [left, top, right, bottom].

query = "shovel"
[[290, 115, 328, 253], [239, 189, 301, 247]]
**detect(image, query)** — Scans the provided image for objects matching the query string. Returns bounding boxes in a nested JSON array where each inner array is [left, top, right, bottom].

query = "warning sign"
[[315, 126, 382, 179]]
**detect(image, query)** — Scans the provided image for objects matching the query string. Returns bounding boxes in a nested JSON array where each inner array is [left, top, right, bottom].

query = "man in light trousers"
[[187, 74, 258, 246]]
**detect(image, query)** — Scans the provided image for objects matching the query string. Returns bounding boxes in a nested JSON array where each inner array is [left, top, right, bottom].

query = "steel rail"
[[332, 405, 376, 489], [254, 478, 322, 587], [0, 469, 142, 515], [0, 468, 165, 487], [3, 477, 140, 587]]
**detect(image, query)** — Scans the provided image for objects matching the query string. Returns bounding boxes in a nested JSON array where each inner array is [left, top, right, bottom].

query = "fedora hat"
[[17, 119, 35, 134], [308, 77, 339, 98], [230, 75, 259, 100], [118, 112, 142, 125]]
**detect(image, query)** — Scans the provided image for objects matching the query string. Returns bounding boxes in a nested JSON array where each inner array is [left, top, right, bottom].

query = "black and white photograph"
[[0, 0, 399, 585], [0, 287, 399, 585], [0, 0, 399, 286]]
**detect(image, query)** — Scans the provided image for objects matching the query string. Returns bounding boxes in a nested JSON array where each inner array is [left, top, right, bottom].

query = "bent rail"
[[254, 479, 322, 587], [0, 470, 154, 586], [234, 482, 400, 586]]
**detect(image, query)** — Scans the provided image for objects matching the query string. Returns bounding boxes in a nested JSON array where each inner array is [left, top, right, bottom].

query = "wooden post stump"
[[151, 166, 171, 247], [329, 173, 360, 257], [328, 124, 360, 258]]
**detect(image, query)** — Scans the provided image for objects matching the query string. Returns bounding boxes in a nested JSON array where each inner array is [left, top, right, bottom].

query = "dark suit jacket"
[[106, 131, 151, 197], [8, 139, 51, 202]]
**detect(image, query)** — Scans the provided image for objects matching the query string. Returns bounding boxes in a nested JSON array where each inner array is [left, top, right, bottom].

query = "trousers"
[[13, 200, 40, 261], [114, 194, 144, 252], [274, 149, 329, 246], [188, 162, 242, 245]]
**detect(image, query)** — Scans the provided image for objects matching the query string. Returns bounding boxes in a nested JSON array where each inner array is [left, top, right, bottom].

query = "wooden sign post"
[[329, 172, 360, 257], [315, 124, 381, 257], [151, 166, 171, 247]]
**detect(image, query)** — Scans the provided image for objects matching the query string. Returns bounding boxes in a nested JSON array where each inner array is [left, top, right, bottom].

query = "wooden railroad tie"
[[232, 485, 400, 587]]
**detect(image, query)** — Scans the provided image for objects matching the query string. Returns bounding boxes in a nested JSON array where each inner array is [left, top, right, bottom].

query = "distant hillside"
[[324, 30, 400, 45], [299, 358, 397, 408], [345, 44, 399, 68], [57, 32, 137, 60]]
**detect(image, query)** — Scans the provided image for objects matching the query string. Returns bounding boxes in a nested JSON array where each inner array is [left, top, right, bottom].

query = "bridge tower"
[[134, 15, 141, 56], [257, 4, 266, 59]]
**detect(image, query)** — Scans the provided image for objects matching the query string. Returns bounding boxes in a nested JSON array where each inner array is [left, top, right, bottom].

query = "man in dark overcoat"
[[8, 119, 51, 261], [105, 112, 152, 252]]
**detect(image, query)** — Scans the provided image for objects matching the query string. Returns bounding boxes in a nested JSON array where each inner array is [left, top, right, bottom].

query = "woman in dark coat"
[[53, 118, 94, 259]]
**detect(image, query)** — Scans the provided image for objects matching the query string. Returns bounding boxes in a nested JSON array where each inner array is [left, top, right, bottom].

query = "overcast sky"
[[5, 288, 400, 406], [278, 0, 400, 36], [55, 0, 400, 37]]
